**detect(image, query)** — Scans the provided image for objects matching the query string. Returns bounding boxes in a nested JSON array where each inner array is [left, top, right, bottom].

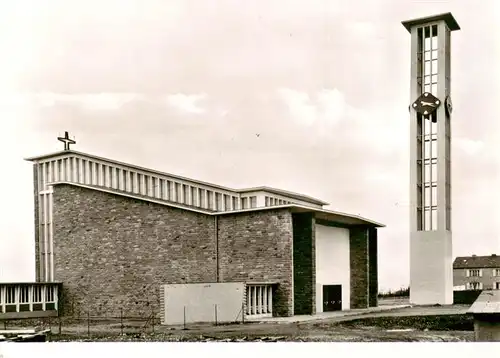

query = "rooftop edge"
[[402, 12, 460, 33], [49, 181, 384, 227], [24, 149, 329, 205]]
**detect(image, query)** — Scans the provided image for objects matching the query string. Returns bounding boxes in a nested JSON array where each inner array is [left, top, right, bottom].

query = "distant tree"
[[378, 286, 410, 298]]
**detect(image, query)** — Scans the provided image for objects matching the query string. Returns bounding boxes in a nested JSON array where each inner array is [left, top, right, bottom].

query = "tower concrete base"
[[409, 230, 453, 305]]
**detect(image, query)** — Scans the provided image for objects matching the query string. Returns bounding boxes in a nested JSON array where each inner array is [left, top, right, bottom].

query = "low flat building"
[[467, 290, 500, 342]]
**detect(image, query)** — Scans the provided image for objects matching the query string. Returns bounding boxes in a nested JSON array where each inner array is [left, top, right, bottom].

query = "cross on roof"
[[57, 131, 76, 151]]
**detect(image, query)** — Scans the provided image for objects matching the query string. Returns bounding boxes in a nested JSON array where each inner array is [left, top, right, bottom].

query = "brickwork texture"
[[349, 226, 379, 309], [53, 184, 217, 318], [349, 227, 369, 309], [52, 185, 297, 318], [292, 213, 316, 315], [368, 227, 379, 307], [49, 183, 379, 319], [217, 209, 294, 317]]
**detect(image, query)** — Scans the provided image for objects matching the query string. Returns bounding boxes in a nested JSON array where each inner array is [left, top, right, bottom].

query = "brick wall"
[[292, 213, 316, 315], [368, 228, 378, 307], [52, 184, 217, 318], [350, 226, 379, 309], [50, 182, 377, 318], [350, 227, 369, 309], [217, 209, 294, 317]]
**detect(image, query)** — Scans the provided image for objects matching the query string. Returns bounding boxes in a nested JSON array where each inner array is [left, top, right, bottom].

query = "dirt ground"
[[45, 320, 473, 342], [2, 304, 475, 342]]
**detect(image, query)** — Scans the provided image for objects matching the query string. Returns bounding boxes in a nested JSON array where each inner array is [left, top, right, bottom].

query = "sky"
[[0, 0, 499, 292]]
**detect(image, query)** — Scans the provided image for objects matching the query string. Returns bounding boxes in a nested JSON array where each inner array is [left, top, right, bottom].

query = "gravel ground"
[[47, 322, 473, 342], [2, 305, 474, 342], [46, 315, 473, 342]]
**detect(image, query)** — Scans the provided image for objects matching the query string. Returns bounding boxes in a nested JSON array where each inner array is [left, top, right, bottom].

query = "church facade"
[[25, 143, 383, 319]]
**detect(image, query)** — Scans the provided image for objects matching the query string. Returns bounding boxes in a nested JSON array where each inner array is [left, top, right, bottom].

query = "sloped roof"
[[468, 290, 500, 314], [453, 255, 500, 269], [50, 182, 384, 227]]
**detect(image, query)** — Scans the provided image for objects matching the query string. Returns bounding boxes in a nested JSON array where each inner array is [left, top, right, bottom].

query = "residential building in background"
[[453, 254, 500, 291]]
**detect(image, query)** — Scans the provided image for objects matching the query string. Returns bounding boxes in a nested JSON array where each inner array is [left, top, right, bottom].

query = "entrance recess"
[[323, 285, 342, 312]]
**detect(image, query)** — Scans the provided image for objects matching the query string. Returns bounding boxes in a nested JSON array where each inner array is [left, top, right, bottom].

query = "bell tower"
[[402, 13, 460, 305]]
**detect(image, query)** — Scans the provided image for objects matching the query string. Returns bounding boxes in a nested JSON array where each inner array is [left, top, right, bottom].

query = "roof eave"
[[236, 186, 329, 206], [24, 150, 71, 162], [50, 181, 216, 215], [401, 12, 460, 33], [215, 204, 384, 227], [289, 205, 385, 228]]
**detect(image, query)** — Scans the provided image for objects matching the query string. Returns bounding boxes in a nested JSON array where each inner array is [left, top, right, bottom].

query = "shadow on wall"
[[453, 290, 482, 305]]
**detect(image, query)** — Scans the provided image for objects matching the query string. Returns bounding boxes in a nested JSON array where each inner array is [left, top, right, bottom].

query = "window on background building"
[[144, 175, 150, 195], [207, 191, 213, 209], [493, 268, 500, 277], [466, 282, 482, 290], [198, 189, 205, 207], [184, 185, 190, 205], [6, 286, 15, 304], [122, 170, 127, 191], [191, 187, 198, 206], [116, 168, 122, 190], [33, 286, 42, 303], [468, 269, 481, 277], [495, 282, 500, 290], [215, 193, 222, 211], [20, 286, 29, 303], [46, 286, 54, 302]]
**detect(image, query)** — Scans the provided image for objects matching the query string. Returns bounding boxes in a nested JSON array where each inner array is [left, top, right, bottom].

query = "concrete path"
[[248, 304, 470, 324]]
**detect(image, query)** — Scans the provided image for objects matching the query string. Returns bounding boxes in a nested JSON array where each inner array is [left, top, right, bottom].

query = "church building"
[[24, 133, 383, 320]]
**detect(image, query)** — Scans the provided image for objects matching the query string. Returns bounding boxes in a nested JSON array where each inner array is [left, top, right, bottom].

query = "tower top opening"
[[402, 12, 460, 33]]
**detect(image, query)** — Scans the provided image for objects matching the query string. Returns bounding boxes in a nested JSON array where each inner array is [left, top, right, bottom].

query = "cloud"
[[345, 21, 378, 38], [455, 138, 485, 156], [277, 87, 408, 157], [29, 91, 213, 115], [34, 92, 144, 111], [165, 93, 208, 114], [277, 88, 316, 125], [0, 92, 30, 107], [277, 88, 347, 126]]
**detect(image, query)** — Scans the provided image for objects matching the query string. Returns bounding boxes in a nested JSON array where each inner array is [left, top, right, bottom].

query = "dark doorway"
[[323, 285, 342, 312]]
